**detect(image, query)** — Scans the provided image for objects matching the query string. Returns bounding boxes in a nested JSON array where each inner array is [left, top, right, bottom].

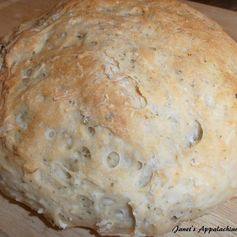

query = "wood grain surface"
[[0, 1, 237, 237], [191, 0, 237, 11]]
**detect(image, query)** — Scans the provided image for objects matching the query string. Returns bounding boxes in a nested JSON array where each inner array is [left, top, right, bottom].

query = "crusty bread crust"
[[1, 0, 237, 236]]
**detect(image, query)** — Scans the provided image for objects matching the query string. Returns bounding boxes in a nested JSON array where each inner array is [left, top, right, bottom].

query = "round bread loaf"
[[1, 0, 237, 236]]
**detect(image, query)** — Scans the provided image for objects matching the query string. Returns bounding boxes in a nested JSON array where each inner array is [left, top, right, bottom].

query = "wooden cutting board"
[[0, 1, 237, 237]]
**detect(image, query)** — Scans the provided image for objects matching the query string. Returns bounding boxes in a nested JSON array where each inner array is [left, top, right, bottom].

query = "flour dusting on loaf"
[[1, 0, 237, 236]]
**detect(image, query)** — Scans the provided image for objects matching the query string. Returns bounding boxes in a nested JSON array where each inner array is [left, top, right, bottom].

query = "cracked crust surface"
[[1, 0, 237, 236]]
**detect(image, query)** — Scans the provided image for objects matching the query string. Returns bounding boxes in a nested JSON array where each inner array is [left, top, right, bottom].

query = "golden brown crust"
[[1, 0, 237, 236]]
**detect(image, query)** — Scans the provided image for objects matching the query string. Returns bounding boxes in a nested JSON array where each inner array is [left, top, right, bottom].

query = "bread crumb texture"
[[1, 0, 237, 236]]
